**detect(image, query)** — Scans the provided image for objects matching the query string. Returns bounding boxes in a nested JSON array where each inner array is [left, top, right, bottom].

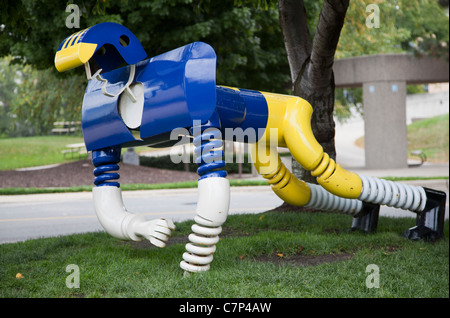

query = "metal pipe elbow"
[[250, 143, 311, 206], [282, 98, 362, 199], [93, 186, 175, 247]]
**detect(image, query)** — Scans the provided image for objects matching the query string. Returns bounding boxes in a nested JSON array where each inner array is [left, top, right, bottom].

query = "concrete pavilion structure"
[[333, 54, 449, 169]]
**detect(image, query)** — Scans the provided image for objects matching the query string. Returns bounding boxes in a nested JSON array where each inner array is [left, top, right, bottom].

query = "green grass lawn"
[[0, 179, 270, 195], [0, 136, 85, 170], [407, 114, 449, 163], [1, 211, 448, 298]]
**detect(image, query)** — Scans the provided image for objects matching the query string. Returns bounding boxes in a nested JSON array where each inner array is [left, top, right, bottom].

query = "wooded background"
[[0, 0, 448, 142]]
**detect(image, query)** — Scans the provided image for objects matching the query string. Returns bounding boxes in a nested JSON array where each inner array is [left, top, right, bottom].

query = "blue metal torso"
[[82, 42, 217, 151], [215, 87, 268, 137], [82, 67, 135, 151], [139, 42, 217, 140], [82, 41, 269, 152]]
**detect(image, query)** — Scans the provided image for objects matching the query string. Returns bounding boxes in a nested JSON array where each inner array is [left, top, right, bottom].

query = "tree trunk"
[[279, 0, 349, 184], [278, 0, 311, 86]]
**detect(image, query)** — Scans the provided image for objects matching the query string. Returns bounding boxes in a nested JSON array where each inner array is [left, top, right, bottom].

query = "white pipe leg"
[[93, 186, 175, 247], [193, 177, 230, 227], [180, 177, 230, 272]]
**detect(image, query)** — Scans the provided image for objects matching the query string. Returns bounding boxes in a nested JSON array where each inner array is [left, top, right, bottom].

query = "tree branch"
[[307, 0, 349, 90], [278, 0, 311, 88]]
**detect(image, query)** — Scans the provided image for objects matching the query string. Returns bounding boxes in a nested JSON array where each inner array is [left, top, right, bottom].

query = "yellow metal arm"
[[250, 143, 311, 206], [256, 92, 363, 200], [250, 142, 364, 216]]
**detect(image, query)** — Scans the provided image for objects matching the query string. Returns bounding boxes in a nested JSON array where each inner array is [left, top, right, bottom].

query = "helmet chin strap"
[[84, 62, 137, 102]]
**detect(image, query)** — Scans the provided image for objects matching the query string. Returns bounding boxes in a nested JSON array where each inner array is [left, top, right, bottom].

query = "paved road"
[[1, 182, 447, 244], [0, 186, 284, 244], [335, 118, 366, 169]]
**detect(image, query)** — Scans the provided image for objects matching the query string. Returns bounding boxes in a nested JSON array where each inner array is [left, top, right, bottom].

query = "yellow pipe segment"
[[250, 144, 311, 207], [255, 91, 363, 200]]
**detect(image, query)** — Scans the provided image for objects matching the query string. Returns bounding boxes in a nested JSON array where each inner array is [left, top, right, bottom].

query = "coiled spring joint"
[[92, 147, 121, 187], [193, 126, 227, 180]]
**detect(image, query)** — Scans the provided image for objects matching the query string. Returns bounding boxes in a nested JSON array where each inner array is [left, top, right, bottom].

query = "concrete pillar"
[[363, 81, 408, 169]]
